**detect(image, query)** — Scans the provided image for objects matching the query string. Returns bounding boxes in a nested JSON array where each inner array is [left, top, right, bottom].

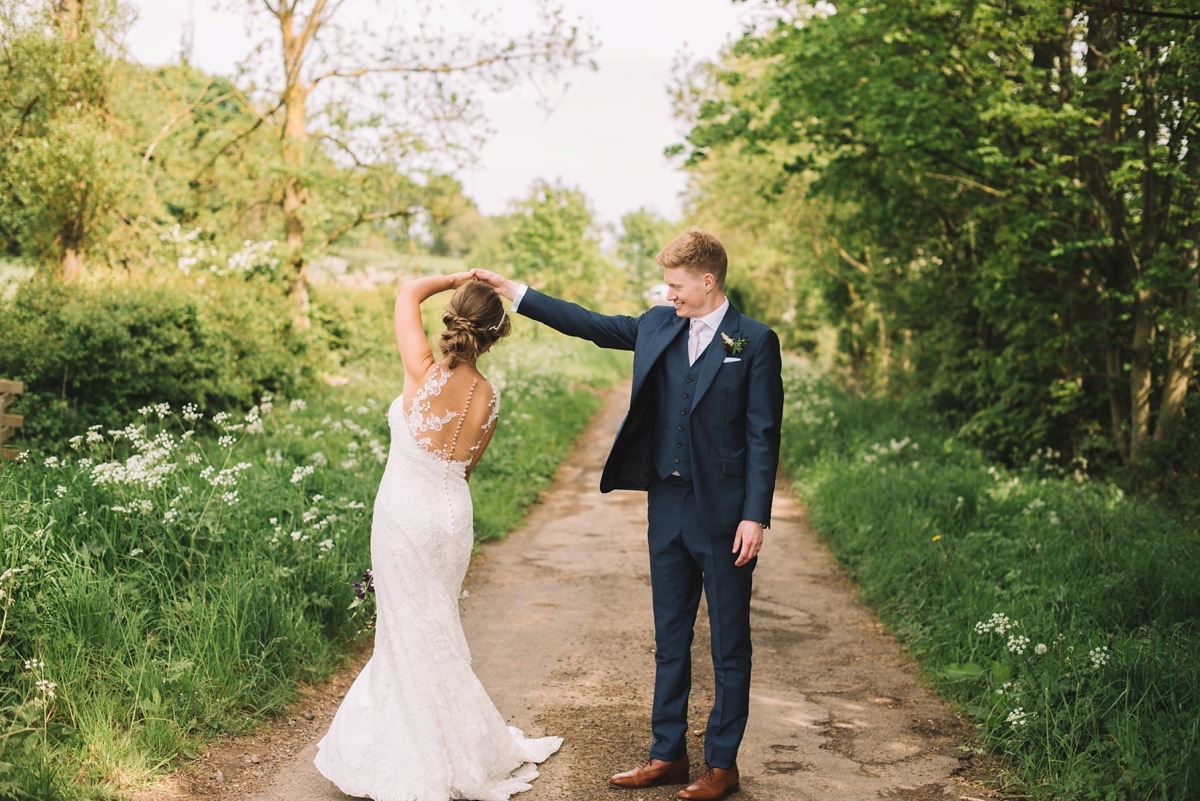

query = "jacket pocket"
[[722, 458, 746, 477]]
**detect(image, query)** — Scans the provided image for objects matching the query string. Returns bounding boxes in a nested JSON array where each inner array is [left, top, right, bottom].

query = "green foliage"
[[616, 208, 675, 293], [473, 179, 613, 304], [0, 281, 628, 799], [680, 1, 1200, 468], [0, 275, 316, 443], [0, 0, 136, 273], [782, 362, 1200, 799]]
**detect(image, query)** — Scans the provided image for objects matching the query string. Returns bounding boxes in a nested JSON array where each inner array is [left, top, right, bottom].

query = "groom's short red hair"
[[656, 229, 728, 289]]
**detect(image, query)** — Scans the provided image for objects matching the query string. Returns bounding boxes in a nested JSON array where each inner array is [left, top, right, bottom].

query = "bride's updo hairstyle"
[[438, 280, 512, 368]]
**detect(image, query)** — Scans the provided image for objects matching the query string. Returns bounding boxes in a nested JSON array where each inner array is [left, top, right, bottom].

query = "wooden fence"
[[0, 379, 23, 462]]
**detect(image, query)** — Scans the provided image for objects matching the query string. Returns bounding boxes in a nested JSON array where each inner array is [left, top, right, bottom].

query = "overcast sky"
[[123, 1, 760, 227]]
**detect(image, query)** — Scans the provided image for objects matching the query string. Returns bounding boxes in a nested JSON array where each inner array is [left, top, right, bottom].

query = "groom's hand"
[[472, 268, 520, 302], [733, 520, 764, 567]]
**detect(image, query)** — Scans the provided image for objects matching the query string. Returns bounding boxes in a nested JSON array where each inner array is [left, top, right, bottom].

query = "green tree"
[[0, 0, 135, 279], [477, 179, 609, 303], [226, 0, 597, 319], [616, 207, 674, 292], [680, 1, 1200, 465]]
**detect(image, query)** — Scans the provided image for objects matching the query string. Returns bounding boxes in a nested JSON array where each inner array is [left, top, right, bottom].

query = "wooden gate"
[[0, 380, 24, 462]]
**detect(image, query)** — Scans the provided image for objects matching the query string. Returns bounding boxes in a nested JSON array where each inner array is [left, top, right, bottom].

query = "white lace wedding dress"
[[315, 365, 562, 800]]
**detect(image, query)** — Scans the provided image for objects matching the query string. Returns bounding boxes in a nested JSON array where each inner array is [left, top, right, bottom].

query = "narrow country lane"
[[219, 380, 998, 801]]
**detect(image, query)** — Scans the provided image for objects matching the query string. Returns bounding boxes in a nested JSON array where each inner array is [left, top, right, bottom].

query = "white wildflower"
[[1006, 707, 1028, 727], [55, 485, 68, 497], [289, 399, 307, 412], [69, 435, 83, 450], [1089, 646, 1111, 669], [43, 456, 59, 468], [130, 548, 144, 557], [975, 613, 1018, 637], [1035, 643, 1047, 655], [218, 435, 235, 449], [310, 451, 328, 467], [1007, 634, 1031, 655], [222, 491, 239, 506], [290, 465, 315, 484]]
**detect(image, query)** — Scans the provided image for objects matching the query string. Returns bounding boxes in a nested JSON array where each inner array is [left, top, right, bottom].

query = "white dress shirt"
[[690, 299, 729, 361]]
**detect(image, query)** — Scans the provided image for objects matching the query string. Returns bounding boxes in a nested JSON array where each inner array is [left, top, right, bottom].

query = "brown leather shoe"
[[677, 764, 740, 800], [608, 757, 690, 789]]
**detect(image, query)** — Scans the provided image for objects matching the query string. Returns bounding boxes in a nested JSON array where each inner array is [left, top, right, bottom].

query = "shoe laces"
[[697, 765, 718, 782]]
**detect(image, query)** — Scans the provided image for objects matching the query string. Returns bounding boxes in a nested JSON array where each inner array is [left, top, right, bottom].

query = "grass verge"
[[0, 282, 629, 800], [781, 363, 1199, 800]]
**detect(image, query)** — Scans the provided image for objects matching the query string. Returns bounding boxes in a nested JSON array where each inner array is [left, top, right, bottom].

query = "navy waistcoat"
[[653, 325, 707, 481]]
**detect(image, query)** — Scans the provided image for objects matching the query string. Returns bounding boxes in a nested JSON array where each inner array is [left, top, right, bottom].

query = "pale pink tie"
[[689, 320, 705, 365]]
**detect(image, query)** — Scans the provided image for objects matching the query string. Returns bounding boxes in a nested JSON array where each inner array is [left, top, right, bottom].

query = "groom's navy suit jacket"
[[519, 288, 785, 534]]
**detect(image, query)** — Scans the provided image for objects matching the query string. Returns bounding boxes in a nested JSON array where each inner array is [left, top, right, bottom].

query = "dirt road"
[[196, 381, 997, 801]]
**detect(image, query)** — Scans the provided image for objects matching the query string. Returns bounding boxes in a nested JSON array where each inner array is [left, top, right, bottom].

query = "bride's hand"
[[448, 271, 475, 289]]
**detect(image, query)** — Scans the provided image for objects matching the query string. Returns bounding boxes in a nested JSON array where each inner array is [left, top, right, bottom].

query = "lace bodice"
[[403, 364, 500, 464]]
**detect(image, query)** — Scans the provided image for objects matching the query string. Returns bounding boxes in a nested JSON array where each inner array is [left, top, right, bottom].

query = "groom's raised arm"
[[475, 270, 641, 351]]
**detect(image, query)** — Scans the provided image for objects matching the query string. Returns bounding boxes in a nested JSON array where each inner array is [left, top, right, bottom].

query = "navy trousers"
[[646, 475, 755, 770]]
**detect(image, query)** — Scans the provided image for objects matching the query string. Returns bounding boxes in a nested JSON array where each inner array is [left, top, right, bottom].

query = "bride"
[[314, 271, 562, 800]]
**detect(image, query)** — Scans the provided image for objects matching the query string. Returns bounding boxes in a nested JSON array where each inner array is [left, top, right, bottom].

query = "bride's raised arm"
[[393, 271, 475, 380]]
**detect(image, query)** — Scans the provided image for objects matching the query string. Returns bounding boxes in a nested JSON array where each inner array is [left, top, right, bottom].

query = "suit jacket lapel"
[[631, 312, 688, 399], [691, 304, 742, 410]]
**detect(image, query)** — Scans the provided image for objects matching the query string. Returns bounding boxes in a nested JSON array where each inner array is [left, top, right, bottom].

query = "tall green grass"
[[781, 364, 1200, 800], [0, 283, 629, 800]]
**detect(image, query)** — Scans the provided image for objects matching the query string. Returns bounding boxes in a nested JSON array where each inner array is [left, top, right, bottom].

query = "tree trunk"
[[60, 246, 85, 281], [1129, 290, 1155, 462], [54, 0, 84, 38], [277, 3, 318, 326], [1155, 241, 1198, 441], [1106, 346, 1129, 460]]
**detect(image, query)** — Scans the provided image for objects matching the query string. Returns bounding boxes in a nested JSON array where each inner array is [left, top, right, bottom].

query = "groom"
[[476, 229, 783, 800]]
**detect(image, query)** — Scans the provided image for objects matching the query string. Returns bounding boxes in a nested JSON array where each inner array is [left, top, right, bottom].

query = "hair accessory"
[[487, 307, 508, 333]]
